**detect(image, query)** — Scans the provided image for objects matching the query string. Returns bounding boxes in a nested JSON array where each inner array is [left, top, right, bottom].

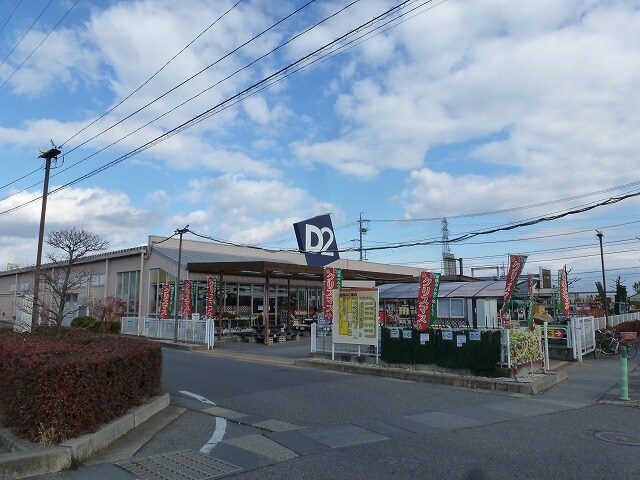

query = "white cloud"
[[176, 174, 344, 243], [0, 186, 161, 266]]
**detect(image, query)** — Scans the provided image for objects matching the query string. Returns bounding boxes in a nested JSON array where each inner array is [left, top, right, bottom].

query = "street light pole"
[[31, 146, 60, 329], [173, 225, 189, 342], [596, 230, 608, 327]]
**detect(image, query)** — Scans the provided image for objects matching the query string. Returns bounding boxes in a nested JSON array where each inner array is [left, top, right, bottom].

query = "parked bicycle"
[[593, 329, 638, 359]]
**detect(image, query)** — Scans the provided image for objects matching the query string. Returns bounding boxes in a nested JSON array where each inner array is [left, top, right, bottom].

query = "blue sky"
[[1, 0, 640, 292]]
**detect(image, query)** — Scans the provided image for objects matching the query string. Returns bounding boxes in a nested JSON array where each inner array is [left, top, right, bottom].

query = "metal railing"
[[121, 317, 215, 349]]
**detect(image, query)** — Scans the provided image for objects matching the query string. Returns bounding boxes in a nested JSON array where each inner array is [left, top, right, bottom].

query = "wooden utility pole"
[[31, 145, 60, 329]]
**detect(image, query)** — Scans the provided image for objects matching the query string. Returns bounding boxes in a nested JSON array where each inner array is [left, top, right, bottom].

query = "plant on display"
[[34, 228, 108, 335]]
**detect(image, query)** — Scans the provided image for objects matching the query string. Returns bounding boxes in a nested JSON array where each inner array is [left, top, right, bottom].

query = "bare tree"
[[37, 228, 108, 334]]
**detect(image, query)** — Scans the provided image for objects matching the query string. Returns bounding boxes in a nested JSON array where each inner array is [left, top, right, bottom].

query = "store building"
[[0, 235, 422, 329]]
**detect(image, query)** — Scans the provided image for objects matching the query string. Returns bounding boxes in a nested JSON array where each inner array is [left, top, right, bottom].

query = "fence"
[[121, 317, 215, 349], [594, 312, 640, 329], [567, 316, 596, 362]]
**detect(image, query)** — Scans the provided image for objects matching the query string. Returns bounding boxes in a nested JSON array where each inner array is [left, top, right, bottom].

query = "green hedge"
[[0, 328, 161, 444], [381, 327, 501, 372], [71, 315, 121, 334]]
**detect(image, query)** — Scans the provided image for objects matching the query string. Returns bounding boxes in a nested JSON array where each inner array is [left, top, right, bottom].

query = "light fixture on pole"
[[173, 225, 189, 342], [31, 141, 61, 329], [596, 230, 608, 327]]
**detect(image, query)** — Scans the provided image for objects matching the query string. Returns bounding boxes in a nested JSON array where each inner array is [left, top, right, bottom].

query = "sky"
[[1, 0, 640, 293]]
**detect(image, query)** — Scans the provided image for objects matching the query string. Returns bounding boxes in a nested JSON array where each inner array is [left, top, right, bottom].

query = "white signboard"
[[403, 329, 413, 339], [420, 333, 430, 345], [456, 334, 467, 347], [442, 331, 453, 341], [332, 288, 379, 346], [470, 331, 481, 341]]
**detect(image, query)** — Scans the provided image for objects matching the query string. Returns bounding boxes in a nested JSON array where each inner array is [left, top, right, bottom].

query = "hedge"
[[613, 321, 640, 334], [0, 327, 161, 444], [71, 315, 121, 334], [381, 327, 501, 372]]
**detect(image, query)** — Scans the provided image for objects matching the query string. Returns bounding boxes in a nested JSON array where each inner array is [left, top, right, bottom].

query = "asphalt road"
[[71, 343, 640, 480]]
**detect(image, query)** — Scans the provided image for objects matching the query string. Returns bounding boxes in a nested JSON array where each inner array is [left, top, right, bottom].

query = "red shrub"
[[0, 328, 162, 444]]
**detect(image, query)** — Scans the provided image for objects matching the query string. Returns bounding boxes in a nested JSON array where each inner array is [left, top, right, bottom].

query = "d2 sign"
[[293, 214, 340, 267]]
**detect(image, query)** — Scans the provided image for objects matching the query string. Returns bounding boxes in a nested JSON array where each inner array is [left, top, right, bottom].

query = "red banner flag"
[[414, 271, 441, 332], [206, 276, 215, 318], [159, 284, 171, 319], [323, 267, 339, 324], [500, 254, 528, 321], [559, 267, 570, 318], [181, 280, 192, 318]]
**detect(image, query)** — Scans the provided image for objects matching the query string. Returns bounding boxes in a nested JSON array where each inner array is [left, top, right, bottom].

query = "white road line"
[[179, 390, 216, 405], [200, 417, 227, 455]]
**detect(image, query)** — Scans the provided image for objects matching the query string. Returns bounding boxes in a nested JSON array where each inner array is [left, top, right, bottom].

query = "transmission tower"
[[441, 217, 456, 275]]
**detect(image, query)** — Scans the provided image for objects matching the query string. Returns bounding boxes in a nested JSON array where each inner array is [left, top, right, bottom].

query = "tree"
[[37, 228, 108, 334], [633, 280, 640, 295], [87, 296, 126, 332]]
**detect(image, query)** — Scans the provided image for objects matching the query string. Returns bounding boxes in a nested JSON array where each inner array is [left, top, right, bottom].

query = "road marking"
[[200, 417, 227, 455], [202, 351, 295, 366], [179, 390, 216, 405]]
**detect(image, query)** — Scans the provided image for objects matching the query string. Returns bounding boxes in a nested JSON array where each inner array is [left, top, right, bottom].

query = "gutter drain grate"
[[117, 449, 241, 480]]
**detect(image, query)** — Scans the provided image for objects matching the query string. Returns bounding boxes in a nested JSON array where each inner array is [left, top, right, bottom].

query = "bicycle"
[[593, 329, 638, 359]]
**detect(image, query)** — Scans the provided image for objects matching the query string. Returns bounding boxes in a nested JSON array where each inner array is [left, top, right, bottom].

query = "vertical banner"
[[170, 285, 175, 316], [527, 274, 535, 331], [159, 284, 171, 319], [556, 270, 563, 314], [181, 280, 192, 318], [323, 267, 340, 324], [206, 276, 216, 318], [413, 271, 441, 332], [559, 267, 570, 318], [500, 254, 528, 321]]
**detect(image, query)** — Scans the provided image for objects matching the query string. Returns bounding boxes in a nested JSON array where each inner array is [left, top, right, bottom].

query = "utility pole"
[[358, 212, 369, 261], [31, 144, 61, 330], [596, 230, 608, 327], [173, 225, 189, 342]]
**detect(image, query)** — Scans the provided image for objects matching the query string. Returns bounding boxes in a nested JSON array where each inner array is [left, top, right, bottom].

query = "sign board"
[[402, 329, 412, 339], [192, 313, 200, 321], [293, 214, 340, 267], [456, 334, 466, 347], [332, 288, 379, 346], [390, 328, 400, 338], [442, 331, 453, 341], [470, 331, 481, 341], [420, 333, 430, 344]]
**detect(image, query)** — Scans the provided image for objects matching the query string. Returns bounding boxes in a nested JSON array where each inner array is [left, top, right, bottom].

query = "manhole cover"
[[595, 431, 640, 446], [118, 449, 241, 480]]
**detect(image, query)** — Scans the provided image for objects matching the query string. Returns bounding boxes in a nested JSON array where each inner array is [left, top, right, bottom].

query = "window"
[[91, 273, 105, 287], [437, 298, 465, 318], [116, 271, 140, 316], [147, 269, 175, 316]]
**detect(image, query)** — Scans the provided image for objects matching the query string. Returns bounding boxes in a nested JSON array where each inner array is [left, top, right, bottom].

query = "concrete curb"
[[294, 358, 568, 395], [0, 393, 169, 480]]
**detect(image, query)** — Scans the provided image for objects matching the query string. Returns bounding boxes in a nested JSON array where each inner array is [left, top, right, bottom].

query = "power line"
[[0, 0, 23, 36], [60, 0, 245, 148], [0, 0, 81, 90], [60, 0, 320, 154], [0, 0, 411, 208], [0, 0, 53, 71]]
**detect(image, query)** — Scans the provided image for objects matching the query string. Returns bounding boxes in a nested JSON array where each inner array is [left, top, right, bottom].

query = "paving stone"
[[263, 430, 332, 455], [233, 415, 270, 427], [382, 417, 444, 435], [352, 419, 416, 440], [445, 405, 523, 423], [223, 435, 298, 462], [201, 406, 247, 421], [300, 424, 390, 448], [210, 442, 274, 471], [252, 419, 303, 432]]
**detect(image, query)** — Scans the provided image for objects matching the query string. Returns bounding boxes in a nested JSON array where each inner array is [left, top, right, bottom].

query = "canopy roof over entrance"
[[186, 260, 416, 283]]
